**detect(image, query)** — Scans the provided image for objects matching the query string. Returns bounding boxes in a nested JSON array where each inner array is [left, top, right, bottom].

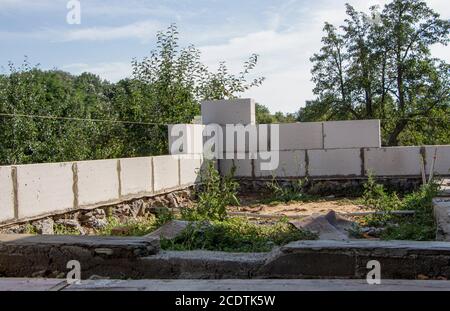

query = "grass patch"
[[261, 178, 319, 204], [357, 174, 439, 241], [98, 216, 159, 236], [161, 217, 317, 253]]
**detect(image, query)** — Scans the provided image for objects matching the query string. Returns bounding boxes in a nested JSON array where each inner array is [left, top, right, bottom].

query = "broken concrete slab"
[[434, 197, 450, 241], [290, 211, 353, 240], [145, 220, 191, 240], [257, 240, 450, 279], [0, 234, 160, 279]]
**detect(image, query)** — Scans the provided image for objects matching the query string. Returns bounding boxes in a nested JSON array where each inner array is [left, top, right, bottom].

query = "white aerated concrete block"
[[220, 157, 253, 177], [0, 166, 14, 222], [168, 124, 204, 155], [201, 98, 255, 125], [323, 120, 381, 149], [120, 157, 152, 197], [16, 162, 74, 218], [308, 149, 362, 177], [180, 157, 202, 186], [255, 150, 306, 178], [277, 123, 323, 150], [153, 155, 180, 192], [425, 146, 450, 176], [77, 159, 119, 207], [364, 147, 421, 176]]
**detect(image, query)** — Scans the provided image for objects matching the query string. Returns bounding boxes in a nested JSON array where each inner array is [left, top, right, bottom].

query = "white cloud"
[[197, 0, 450, 113], [62, 20, 161, 42], [62, 62, 132, 81]]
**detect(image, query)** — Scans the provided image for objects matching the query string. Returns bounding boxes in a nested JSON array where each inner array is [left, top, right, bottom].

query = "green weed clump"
[[181, 161, 239, 221], [263, 178, 317, 204], [161, 217, 317, 252], [361, 174, 439, 241]]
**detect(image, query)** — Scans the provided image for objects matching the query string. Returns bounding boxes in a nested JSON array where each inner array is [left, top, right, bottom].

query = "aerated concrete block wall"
[[0, 155, 204, 225]]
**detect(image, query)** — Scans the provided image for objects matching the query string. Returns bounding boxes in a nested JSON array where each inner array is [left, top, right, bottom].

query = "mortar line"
[[117, 159, 122, 198], [72, 163, 79, 209], [11, 166, 18, 219]]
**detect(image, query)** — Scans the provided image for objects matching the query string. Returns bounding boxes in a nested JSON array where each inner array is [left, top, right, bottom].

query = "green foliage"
[[255, 103, 297, 124], [98, 216, 158, 236], [53, 223, 81, 235], [161, 217, 317, 252], [304, 0, 450, 146], [182, 161, 239, 221], [264, 178, 317, 204], [361, 175, 439, 240], [0, 25, 264, 165]]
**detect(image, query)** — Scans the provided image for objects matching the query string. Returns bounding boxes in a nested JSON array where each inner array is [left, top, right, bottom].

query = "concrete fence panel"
[[16, 162, 74, 219], [255, 150, 306, 178], [153, 155, 180, 192], [119, 157, 153, 197], [77, 159, 119, 207], [323, 120, 381, 149], [180, 157, 203, 186], [0, 166, 14, 222], [277, 123, 323, 150], [364, 147, 421, 176], [201, 98, 255, 125], [425, 146, 450, 176], [308, 149, 362, 177]]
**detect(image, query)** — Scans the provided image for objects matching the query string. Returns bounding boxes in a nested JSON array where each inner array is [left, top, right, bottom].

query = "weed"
[[360, 174, 439, 240], [263, 178, 317, 204], [98, 216, 158, 236], [161, 217, 317, 252], [181, 161, 239, 221]]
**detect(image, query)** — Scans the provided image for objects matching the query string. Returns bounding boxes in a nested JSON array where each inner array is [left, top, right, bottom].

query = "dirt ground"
[[227, 193, 373, 218]]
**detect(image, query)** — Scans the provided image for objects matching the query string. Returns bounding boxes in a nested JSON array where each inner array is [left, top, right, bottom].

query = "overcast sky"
[[0, 0, 448, 113]]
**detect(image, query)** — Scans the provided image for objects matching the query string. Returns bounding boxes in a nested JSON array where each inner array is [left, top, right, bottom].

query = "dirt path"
[[228, 194, 373, 218]]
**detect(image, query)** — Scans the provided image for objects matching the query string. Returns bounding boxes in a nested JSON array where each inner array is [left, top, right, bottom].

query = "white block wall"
[[168, 124, 204, 155], [255, 150, 306, 178], [180, 157, 202, 186], [16, 162, 74, 218], [220, 158, 253, 177], [201, 98, 255, 125], [425, 146, 450, 176], [0, 166, 14, 222], [77, 159, 119, 207], [308, 149, 362, 177], [323, 120, 381, 149], [277, 123, 323, 150], [364, 147, 422, 176], [153, 155, 180, 192], [120, 157, 153, 197]]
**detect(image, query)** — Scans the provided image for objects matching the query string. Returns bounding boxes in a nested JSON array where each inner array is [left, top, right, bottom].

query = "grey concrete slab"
[[1, 278, 447, 291], [0, 278, 66, 291]]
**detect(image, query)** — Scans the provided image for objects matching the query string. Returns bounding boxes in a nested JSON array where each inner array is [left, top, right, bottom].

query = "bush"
[[161, 217, 317, 252], [361, 174, 439, 240], [264, 178, 316, 204]]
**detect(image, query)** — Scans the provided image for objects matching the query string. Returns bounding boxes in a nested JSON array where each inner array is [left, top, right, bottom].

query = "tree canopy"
[[301, 0, 449, 146]]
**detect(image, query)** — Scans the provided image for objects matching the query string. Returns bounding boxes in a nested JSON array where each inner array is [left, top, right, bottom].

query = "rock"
[[32, 218, 54, 235], [130, 200, 144, 217], [55, 219, 85, 235], [80, 217, 108, 230], [110, 226, 132, 236], [167, 193, 180, 208], [290, 211, 354, 241], [145, 220, 192, 240]]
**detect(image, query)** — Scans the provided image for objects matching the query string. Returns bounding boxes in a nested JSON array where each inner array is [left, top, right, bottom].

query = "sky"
[[0, 0, 449, 113]]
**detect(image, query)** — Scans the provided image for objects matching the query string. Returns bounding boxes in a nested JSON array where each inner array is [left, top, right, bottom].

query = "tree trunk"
[[387, 119, 408, 146]]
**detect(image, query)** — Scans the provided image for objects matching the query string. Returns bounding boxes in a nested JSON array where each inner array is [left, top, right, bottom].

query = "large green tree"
[[304, 0, 449, 146]]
